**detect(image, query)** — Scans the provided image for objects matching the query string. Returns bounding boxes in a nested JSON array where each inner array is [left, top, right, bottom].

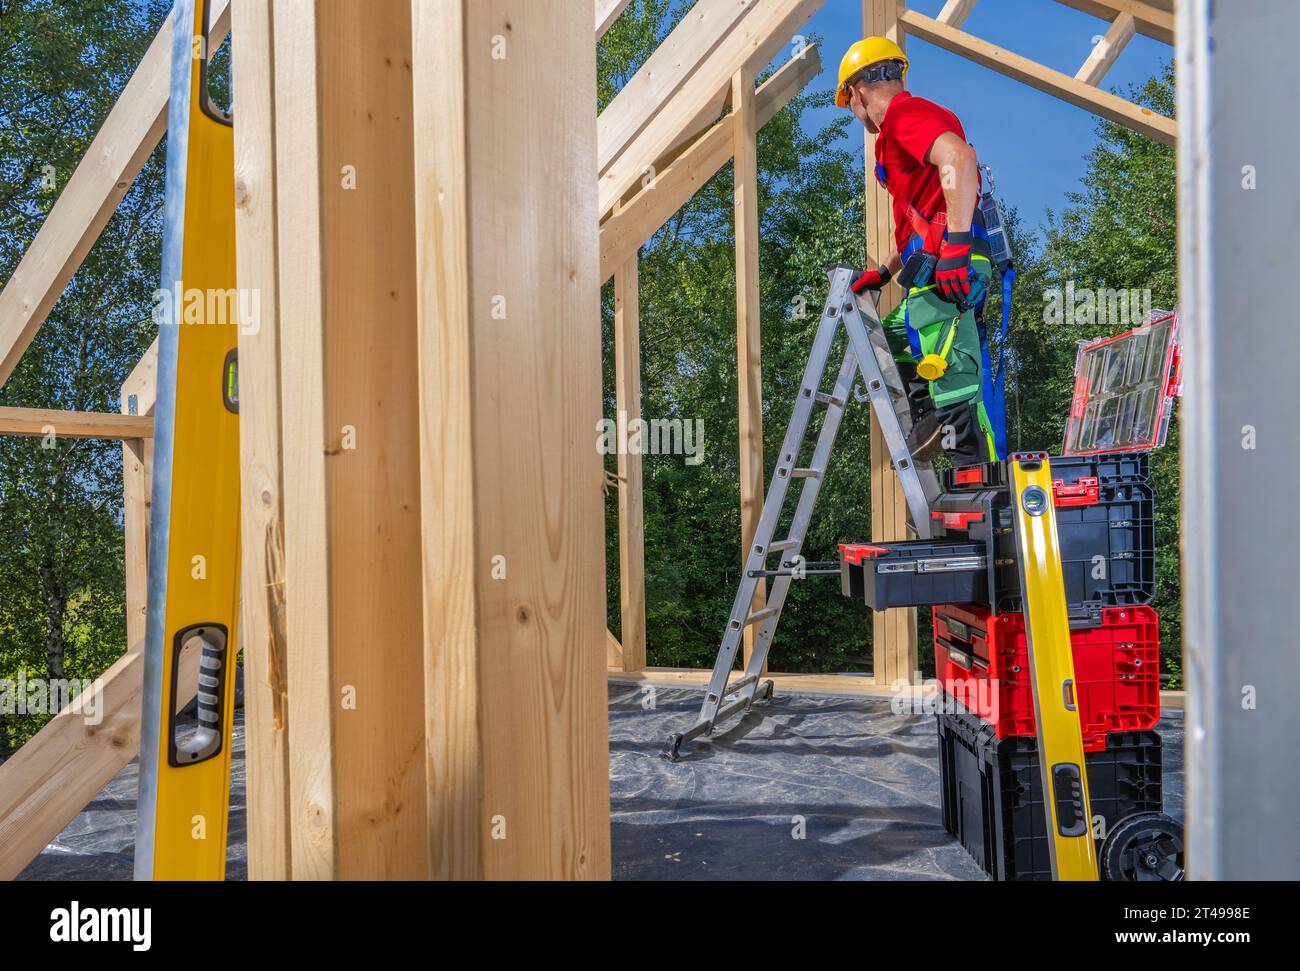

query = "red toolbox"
[[933, 603, 1160, 752]]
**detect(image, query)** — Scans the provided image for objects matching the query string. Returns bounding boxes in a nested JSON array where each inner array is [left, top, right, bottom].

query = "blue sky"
[[784, 0, 1174, 237]]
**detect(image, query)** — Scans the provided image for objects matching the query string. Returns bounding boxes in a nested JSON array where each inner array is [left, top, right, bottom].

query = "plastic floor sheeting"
[[19, 683, 1184, 881]]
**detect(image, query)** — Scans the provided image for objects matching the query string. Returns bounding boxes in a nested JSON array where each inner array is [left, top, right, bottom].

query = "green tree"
[[0, 0, 170, 752]]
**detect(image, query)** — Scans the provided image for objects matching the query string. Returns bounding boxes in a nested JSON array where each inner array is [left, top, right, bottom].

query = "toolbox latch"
[[1051, 476, 1099, 507]]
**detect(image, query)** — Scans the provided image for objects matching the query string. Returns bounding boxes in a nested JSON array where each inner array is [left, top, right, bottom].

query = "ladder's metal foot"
[[662, 733, 685, 763]]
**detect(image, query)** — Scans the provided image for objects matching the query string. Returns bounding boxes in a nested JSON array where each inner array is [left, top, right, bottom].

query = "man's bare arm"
[[926, 132, 980, 232]]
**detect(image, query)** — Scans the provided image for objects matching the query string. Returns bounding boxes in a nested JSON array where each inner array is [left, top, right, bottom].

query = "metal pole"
[[1177, 0, 1300, 879]]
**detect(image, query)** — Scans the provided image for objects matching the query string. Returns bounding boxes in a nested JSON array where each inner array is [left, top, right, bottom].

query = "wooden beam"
[[937, 0, 979, 29], [864, 0, 917, 688], [121, 337, 159, 416], [230, 0, 292, 881], [0, 0, 231, 389], [614, 238, 647, 675], [609, 667, 1188, 708], [0, 337, 162, 880], [598, 0, 822, 218], [599, 0, 751, 182], [1074, 10, 1136, 85], [732, 67, 767, 672], [1053, 0, 1173, 46], [268, 0, 428, 880], [596, 0, 634, 39], [0, 643, 203, 880], [0, 406, 152, 440], [120, 353, 154, 658], [897, 7, 1176, 145], [599, 47, 820, 283], [412, 0, 611, 880]]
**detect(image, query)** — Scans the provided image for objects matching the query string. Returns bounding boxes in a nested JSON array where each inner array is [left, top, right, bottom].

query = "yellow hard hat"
[[836, 37, 909, 108]]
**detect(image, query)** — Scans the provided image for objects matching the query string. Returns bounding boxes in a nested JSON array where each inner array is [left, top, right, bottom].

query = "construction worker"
[[837, 36, 1001, 465]]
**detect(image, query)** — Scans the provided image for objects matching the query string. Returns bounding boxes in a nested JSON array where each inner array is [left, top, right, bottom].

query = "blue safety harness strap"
[[981, 261, 1014, 458]]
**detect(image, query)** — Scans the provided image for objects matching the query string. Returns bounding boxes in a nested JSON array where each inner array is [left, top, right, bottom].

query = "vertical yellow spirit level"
[[134, 0, 240, 881], [1008, 453, 1098, 881]]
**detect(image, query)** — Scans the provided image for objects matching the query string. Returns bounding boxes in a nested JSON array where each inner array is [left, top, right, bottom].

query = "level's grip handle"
[[168, 624, 229, 767]]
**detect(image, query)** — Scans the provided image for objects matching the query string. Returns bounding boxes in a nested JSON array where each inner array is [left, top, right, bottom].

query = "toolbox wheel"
[[661, 733, 684, 763], [760, 680, 775, 701], [1101, 812, 1184, 881]]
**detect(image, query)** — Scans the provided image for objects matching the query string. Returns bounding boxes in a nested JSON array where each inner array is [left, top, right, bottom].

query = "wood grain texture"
[[1052, 0, 1173, 45], [270, 0, 429, 880], [595, 0, 634, 38], [597, 0, 822, 218], [231, 0, 292, 881], [0, 407, 152, 439], [898, 8, 1175, 144], [732, 67, 766, 671], [863, 0, 917, 686], [0, 0, 231, 388], [599, 46, 820, 283], [1074, 10, 1136, 85], [413, 0, 611, 880], [614, 239, 646, 674]]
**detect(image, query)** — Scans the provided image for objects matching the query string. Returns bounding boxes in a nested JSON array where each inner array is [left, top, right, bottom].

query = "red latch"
[[1166, 342, 1183, 398], [953, 467, 984, 485], [931, 511, 985, 529], [1052, 476, 1099, 507], [839, 543, 890, 565]]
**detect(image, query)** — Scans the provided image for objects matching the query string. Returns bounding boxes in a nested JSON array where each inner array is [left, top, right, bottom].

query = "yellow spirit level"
[[134, 0, 240, 881], [1007, 453, 1097, 881]]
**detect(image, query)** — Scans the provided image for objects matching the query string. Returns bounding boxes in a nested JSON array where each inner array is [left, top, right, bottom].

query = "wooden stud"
[[937, 0, 979, 29], [0, 0, 231, 389], [897, 7, 1176, 144], [732, 67, 767, 672], [230, 0, 292, 881], [412, 0, 611, 880], [863, 0, 918, 687], [269, 0, 428, 880], [614, 234, 647, 674], [1075, 11, 1137, 86]]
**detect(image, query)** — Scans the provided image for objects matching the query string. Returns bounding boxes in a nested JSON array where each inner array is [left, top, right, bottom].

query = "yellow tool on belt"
[[134, 0, 241, 881], [916, 312, 962, 382], [1008, 452, 1098, 881]]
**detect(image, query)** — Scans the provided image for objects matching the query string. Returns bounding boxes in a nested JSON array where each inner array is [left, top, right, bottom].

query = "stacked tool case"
[[837, 450, 1167, 879], [932, 602, 1160, 752], [936, 707, 1164, 880], [838, 453, 1156, 619]]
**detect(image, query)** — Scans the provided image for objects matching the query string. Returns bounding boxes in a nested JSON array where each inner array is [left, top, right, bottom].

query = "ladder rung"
[[791, 468, 821, 479], [745, 607, 779, 626], [814, 391, 845, 407], [768, 539, 798, 552]]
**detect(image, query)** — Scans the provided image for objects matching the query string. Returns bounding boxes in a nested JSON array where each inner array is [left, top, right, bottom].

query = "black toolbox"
[[839, 540, 987, 610], [930, 452, 1156, 617], [936, 707, 1164, 880]]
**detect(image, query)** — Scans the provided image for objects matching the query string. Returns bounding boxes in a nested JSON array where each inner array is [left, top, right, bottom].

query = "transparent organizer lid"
[[1062, 310, 1182, 456]]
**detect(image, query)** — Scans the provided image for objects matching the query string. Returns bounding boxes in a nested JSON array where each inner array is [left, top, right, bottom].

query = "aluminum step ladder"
[[662, 265, 940, 761]]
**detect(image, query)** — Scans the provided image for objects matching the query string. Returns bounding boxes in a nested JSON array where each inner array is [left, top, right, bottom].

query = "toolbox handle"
[[1052, 476, 1099, 507]]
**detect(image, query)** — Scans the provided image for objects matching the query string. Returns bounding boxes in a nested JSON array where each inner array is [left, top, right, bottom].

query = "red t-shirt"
[[874, 91, 966, 253]]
